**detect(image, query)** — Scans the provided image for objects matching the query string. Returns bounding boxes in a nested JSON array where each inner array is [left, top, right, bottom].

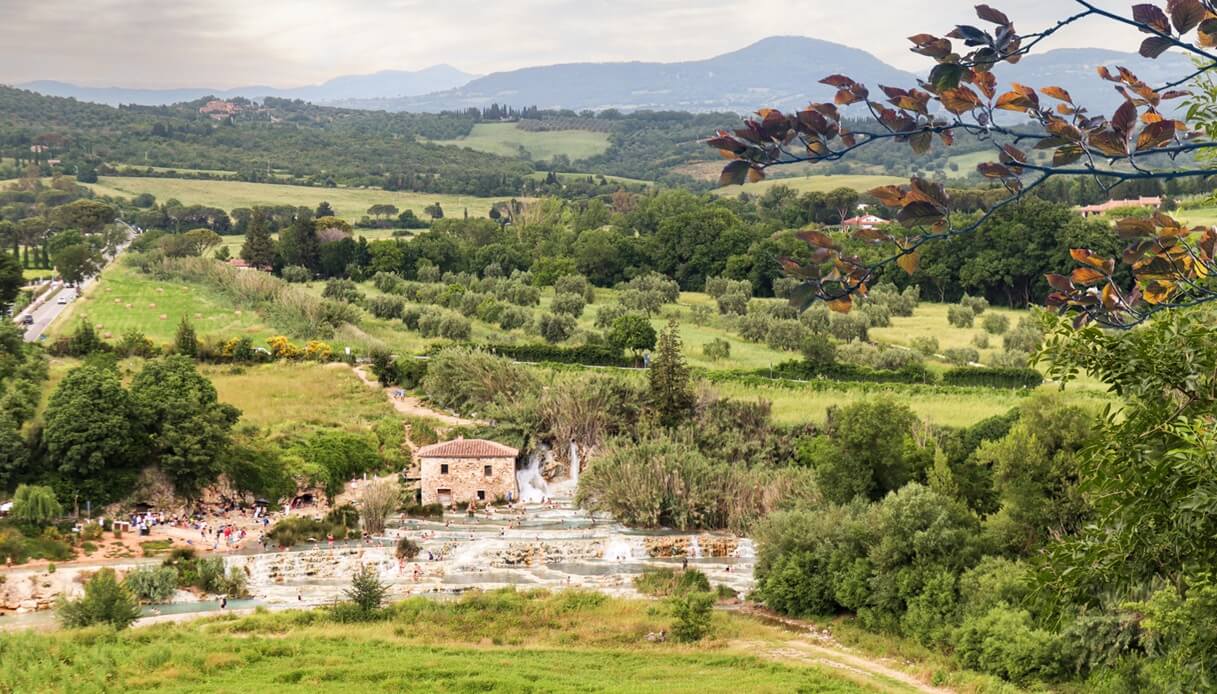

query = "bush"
[[737, 313, 772, 342], [476, 342, 629, 367], [342, 565, 388, 619], [972, 332, 990, 349], [537, 312, 576, 343], [123, 565, 179, 603], [766, 320, 809, 352], [367, 295, 405, 320], [322, 279, 363, 303], [418, 309, 471, 340], [281, 265, 311, 283], [772, 277, 800, 299], [799, 304, 830, 334], [1003, 317, 1044, 354], [859, 304, 891, 328], [594, 303, 628, 329], [828, 312, 869, 342], [943, 347, 980, 366], [57, 568, 141, 629], [669, 591, 715, 642], [422, 347, 535, 415], [947, 305, 975, 328], [703, 338, 731, 361], [960, 295, 990, 314], [396, 537, 421, 560], [955, 606, 1064, 683], [497, 306, 532, 331], [635, 568, 713, 597], [715, 291, 749, 315], [910, 336, 939, 356], [554, 274, 595, 303], [800, 333, 836, 367], [986, 350, 1030, 369], [982, 313, 1010, 334], [550, 292, 586, 318]]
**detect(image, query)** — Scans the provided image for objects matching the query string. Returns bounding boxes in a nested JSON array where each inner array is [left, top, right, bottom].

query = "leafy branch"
[[710, 0, 1217, 327]]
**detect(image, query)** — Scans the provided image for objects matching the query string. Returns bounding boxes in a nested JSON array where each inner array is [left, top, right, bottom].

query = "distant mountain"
[[343, 37, 919, 113], [993, 48, 1194, 116], [17, 65, 476, 106]]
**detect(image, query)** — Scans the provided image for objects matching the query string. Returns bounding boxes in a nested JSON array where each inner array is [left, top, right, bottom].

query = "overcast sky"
[[0, 0, 1144, 88]]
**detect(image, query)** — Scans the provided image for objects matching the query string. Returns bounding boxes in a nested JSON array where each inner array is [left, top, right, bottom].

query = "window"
[[440, 464, 449, 475], [477, 490, 486, 501], [484, 465, 493, 477]]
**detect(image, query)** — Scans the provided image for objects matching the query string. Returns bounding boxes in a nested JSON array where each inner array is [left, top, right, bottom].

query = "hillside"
[[18, 65, 476, 106]]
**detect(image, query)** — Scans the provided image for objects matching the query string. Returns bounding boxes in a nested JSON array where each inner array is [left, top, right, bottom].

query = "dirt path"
[[731, 606, 954, 694], [349, 365, 481, 428]]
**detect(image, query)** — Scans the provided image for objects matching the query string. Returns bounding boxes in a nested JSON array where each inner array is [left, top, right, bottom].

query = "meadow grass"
[[869, 303, 1028, 364], [80, 176, 519, 222], [716, 174, 907, 197], [432, 122, 612, 161], [203, 362, 395, 433], [525, 171, 652, 186], [0, 591, 890, 693]]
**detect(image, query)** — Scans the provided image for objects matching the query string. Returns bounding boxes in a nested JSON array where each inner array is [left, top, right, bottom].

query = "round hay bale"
[[148, 303, 156, 308], [125, 303, 132, 309], [159, 314, 168, 320]]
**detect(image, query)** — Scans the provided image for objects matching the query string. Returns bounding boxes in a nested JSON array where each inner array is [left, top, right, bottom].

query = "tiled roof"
[[416, 439, 519, 459]]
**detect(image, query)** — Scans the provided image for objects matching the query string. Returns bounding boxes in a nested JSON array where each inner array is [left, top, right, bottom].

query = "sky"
[[0, 0, 1146, 88]]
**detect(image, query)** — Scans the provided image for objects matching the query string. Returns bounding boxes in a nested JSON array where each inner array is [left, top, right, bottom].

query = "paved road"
[[13, 221, 136, 342]]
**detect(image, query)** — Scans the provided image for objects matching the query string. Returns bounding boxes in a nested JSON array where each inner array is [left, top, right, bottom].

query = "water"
[[690, 536, 703, 559], [569, 441, 580, 487], [516, 449, 549, 503], [602, 538, 633, 561], [141, 599, 262, 617]]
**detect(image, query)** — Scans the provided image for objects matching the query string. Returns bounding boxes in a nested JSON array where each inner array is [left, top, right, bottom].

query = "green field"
[[0, 591, 912, 693], [716, 174, 907, 197], [526, 171, 652, 187], [80, 177, 516, 222], [433, 123, 612, 161]]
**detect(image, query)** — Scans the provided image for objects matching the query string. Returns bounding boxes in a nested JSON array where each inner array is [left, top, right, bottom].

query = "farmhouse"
[[841, 214, 890, 231], [1077, 196, 1162, 217], [417, 438, 519, 507]]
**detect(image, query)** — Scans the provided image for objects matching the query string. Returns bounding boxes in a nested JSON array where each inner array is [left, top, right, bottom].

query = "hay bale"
[[148, 303, 156, 308], [159, 314, 167, 320]]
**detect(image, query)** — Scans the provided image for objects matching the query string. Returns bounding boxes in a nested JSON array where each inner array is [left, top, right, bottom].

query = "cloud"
[[0, 0, 1147, 88]]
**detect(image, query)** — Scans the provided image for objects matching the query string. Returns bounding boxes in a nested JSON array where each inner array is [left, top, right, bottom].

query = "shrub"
[[418, 310, 471, 340], [955, 606, 1064, 683], [972, 332, 990, 349], [737, 313, 772, 342], [982, 313, 1010, 335], [947, 305, 975, 328], [594, 303, 628, 329], [367, 295, 405, 320], [943, 347, 980, 366], [322, 279, 363, 303], [669, 591, 715, 642], [537, 312, 576, 343], [497, 306, 532, 331], [828, 312, 869, 342], [554, 274, 595, 303], [634, 568, 712, 597], [396, 537, 421, 560], [766, 320, 809, 352], [859, 304, 891, 328], [550, 292, 586, 318], [960, 295, 990, 314], [942, 367, 1043, 388], [987, 350, 1030, 369], [800, 333, 836, 367], [281, 265, 311, 283], [772, 277, 800, 299], [123, 565, 179, 603], [343, 565, 388, 619], [57, 568, 141, 629], [421, 348, 535, 415], [371, 271, 404, 293], [910, 336, 939, 356], [715, 291, 749, 315], [1003, 317, 1044, 354], [799, 304, 831, 334], [703, 338, 731, 361]]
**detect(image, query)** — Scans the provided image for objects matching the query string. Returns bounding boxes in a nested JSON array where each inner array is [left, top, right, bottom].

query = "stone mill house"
[[417, 438, 519, 507]]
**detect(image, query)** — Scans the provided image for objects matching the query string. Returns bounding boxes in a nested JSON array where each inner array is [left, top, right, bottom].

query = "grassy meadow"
[[0, 591, 925, 693], [80, 177, 517, 222], [432, 123, 612, 161]]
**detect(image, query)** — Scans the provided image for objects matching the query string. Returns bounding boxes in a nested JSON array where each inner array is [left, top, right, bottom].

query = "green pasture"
[[432, 122, 612, 161]]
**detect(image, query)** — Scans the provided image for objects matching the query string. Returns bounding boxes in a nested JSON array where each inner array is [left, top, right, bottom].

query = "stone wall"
[[420, 455, 517, 506]]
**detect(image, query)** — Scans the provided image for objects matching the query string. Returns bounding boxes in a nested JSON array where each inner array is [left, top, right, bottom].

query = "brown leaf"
[[940, 87, 981, 114], [909, 130, 933, 154], [975, 4, 1011, 25], [1071, 267, 1107, 285], [1089, 130, 1129, 157], [995, 90, 1034, 112], [1136, 119, 1177, 150], [718, 160, 750, 187], [1112, 100, 1138, 137], [1053, 144, 1084, 166], [978, 162, 1015, 178], [820, 75, 856, 88], [1133, 3, 1172, 34], [796, 229, 840, 250], [747, 167, 765, 183], [868, 185, 906, 208], [896, 201, 945, 228], [1046, 274, 1074, 292], [897, 249, 921, 275], [1140, 35, 1175, 58], [1041, 86, 1073, 102], [1115, 217, 1157, 239], [827, 296, 853, 314], [1169, 0, 1206, 33]]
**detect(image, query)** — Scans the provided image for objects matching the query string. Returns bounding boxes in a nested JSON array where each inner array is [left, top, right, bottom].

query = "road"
[[12, 221, 136, 343]]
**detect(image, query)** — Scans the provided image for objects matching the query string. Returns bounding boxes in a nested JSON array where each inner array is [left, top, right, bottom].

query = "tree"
[[648, 320, 694, 427], [173, 317, 197, 357], [240, 208, 276, 269], [160, 228, 222, 258], [278, 208, 320, 271], [344, 564, 388, 617], [356, 478, 401, 535], [11, 484, 62, 526], [607, 314, 657, 360], [709, 2, 1217, 327], [129, 357, 241, 497], [43, 364, 138, 502], [315, 201, 336, 218], [0, 252, 20, 311], [56, 568, 141, 630], [537, 312, 576, 343], [51, 243, 101, 284], [669, 591, 715, 642], [826, 401, 920, 501], [0, 416, 29, 489], [423, 203, 444, 220], [49, 199, 116, 234]]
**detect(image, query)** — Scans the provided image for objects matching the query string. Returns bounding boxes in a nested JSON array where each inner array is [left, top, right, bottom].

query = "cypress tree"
[[648, 319, 695, 427], [240, 208, 276, 269], [174, 317, 198, 358]]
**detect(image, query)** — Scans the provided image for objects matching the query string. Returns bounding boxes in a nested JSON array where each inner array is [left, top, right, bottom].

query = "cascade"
[[689, 536, 703, 559], [569, 440, 580, 487], [516, 447, 549, 503]]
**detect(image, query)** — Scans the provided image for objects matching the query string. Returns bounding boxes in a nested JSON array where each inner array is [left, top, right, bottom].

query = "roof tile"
[[416, 439, 519, 459]]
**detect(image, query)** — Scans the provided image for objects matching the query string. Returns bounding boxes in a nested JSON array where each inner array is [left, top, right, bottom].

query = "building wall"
[[419, 456, 518, 506]]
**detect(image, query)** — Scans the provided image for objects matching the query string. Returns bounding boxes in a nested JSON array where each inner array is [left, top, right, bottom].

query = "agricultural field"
[[432, 122, 612, 161], [715, 174, 906, 197], [79, 177, 516, 222], [1175, 205, 1217, 227], [525, 171, 652, 187]]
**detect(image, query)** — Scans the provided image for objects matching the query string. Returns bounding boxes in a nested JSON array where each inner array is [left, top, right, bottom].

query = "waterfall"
[[568, 440, 580, 487], [516, 448, 549, 504], [689, 536, 703, 559], [602, 538, 633, 561]]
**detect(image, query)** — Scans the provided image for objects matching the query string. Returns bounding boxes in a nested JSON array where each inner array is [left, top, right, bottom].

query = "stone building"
[[417, 438, 519, 507]]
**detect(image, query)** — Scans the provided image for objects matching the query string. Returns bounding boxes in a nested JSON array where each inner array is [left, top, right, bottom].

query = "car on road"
[[20, 315, 34, 325], [57, 296, 68, 305]]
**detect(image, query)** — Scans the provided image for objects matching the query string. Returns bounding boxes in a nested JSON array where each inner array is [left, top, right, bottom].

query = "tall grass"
[[144, 256, 360, 338]]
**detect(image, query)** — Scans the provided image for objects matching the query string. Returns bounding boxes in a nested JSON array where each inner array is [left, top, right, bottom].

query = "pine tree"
[[240, 208, 276, 269], [279, 208, 319, 271], [174, 317, 198, 357], [648, 320, 695, 427], [315, 201, 335, 218]]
